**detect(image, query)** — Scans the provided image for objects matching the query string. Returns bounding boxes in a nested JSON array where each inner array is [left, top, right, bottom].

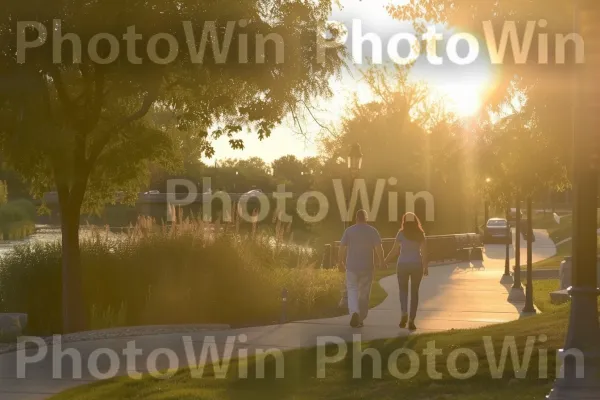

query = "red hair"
[[400, 212, 425, 242]]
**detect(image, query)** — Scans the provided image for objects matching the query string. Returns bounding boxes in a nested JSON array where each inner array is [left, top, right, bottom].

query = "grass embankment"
[[532, 212, 599, 269], [532, 279, 561, 313], [531, 212, 574, 243], [51, 303, 574, 400]]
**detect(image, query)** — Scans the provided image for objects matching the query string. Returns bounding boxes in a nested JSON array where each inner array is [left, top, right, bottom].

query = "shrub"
[[0, 217, 343, 335], [0, 199, 37, 240]]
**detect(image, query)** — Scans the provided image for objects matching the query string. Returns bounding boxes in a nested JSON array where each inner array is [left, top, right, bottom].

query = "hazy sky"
[[207, 0, 495, 164]]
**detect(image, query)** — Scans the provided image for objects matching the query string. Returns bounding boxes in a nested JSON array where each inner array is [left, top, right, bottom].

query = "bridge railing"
[[321, 233, 483, 269]]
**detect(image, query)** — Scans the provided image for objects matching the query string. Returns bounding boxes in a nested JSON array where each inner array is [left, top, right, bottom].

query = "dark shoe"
[[408, 320, 417, 331], [399, 315, 408, 328], [350, 313, 360, 328]]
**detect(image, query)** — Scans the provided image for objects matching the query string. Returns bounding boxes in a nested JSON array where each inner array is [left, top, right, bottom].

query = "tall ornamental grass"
[[0, 214, 343, 335]]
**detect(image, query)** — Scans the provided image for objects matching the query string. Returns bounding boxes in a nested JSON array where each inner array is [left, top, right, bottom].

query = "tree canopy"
[[0, 0, 346, 332], [0, 0, 345, 210], [388, 0, 579, 179]]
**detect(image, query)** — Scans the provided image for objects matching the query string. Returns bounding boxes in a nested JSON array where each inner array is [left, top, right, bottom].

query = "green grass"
[[533, 241, 571, 270], [50, 305, 574, 400], [546, 215, 574, 244], [532, 279, 561, 313], [533, 210, 599, 244], [533, 237, 600, 270], [531, 213, 574, 243], [532, 210, 599, 270], [50, 269, 579, 400], [531, 213, 563, 230]]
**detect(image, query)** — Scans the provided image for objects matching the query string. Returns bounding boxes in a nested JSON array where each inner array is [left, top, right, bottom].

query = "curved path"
[[0, 229, 556, 400]]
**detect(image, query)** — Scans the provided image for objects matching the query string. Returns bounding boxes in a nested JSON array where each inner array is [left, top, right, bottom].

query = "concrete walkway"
[[0, 229, 556, 400]]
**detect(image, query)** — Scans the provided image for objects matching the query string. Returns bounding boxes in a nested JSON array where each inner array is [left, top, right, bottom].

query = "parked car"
[[483, 218, 512, 244]]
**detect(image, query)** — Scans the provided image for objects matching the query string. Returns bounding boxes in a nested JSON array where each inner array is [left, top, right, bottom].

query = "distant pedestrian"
[[385, 212, 428, 331], [338, 210, 384, 328]]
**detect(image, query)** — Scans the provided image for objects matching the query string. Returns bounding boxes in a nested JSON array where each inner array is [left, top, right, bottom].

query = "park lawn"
[[532, 279, 561, 313], [546, 220, 573, 244], [533, 236, 600, 270], [50, 305, 572, 400], [533, 241, 571, 270], [532, 213, 565, 231], [50, 269, 580, 400], [534, 209, 599, 253], [528, 214, 571, 269]]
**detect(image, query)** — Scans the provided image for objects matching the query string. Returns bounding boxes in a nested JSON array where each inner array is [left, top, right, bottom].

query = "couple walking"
[[337, 210, 428, 330]]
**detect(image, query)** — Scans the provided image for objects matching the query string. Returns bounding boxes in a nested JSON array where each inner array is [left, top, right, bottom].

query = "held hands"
[[380, 257, 393, 269]]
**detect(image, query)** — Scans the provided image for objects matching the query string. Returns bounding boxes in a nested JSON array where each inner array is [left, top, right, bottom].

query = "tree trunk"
[[59, 196, 87, 333]]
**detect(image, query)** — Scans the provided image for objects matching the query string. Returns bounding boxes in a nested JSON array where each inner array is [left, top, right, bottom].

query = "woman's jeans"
[[397, 262, 423, 320]]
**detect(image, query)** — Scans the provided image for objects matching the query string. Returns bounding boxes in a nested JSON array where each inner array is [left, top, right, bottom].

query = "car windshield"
[[487, 220, 507, 227]]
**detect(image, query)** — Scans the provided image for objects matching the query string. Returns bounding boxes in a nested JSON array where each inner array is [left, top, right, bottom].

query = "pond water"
[[0, 225, 314, 258], [0, 226, 60, 257], [0, 225, 134, 257]]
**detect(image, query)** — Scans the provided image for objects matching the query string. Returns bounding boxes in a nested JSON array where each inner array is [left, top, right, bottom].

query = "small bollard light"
[[281, 288, 288, 324]]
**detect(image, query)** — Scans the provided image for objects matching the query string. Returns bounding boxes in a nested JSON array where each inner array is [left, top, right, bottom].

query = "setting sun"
[[428, 63, 497, 118], [437, 83, 485, 117]]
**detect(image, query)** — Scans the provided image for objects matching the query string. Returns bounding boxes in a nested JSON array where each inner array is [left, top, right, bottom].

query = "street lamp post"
[[484, 200, 490, 225], [513, 195, 522, 290], [344, 143, 363, 230], [484, 178, 491, 224], [547, 1, 600, 397], [523, 196, 536, 313], [504, 206, 511, 277], [508, 195, 525, 301]]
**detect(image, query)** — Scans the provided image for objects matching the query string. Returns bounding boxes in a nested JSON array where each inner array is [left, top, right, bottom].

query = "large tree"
[[388, 1, 579, 173], [272, 154, 303, 187], [389, 0, 580, 215], [320, 66, 473, 234], [0, 0, 345, 332], [477, 111, 569, 211]]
